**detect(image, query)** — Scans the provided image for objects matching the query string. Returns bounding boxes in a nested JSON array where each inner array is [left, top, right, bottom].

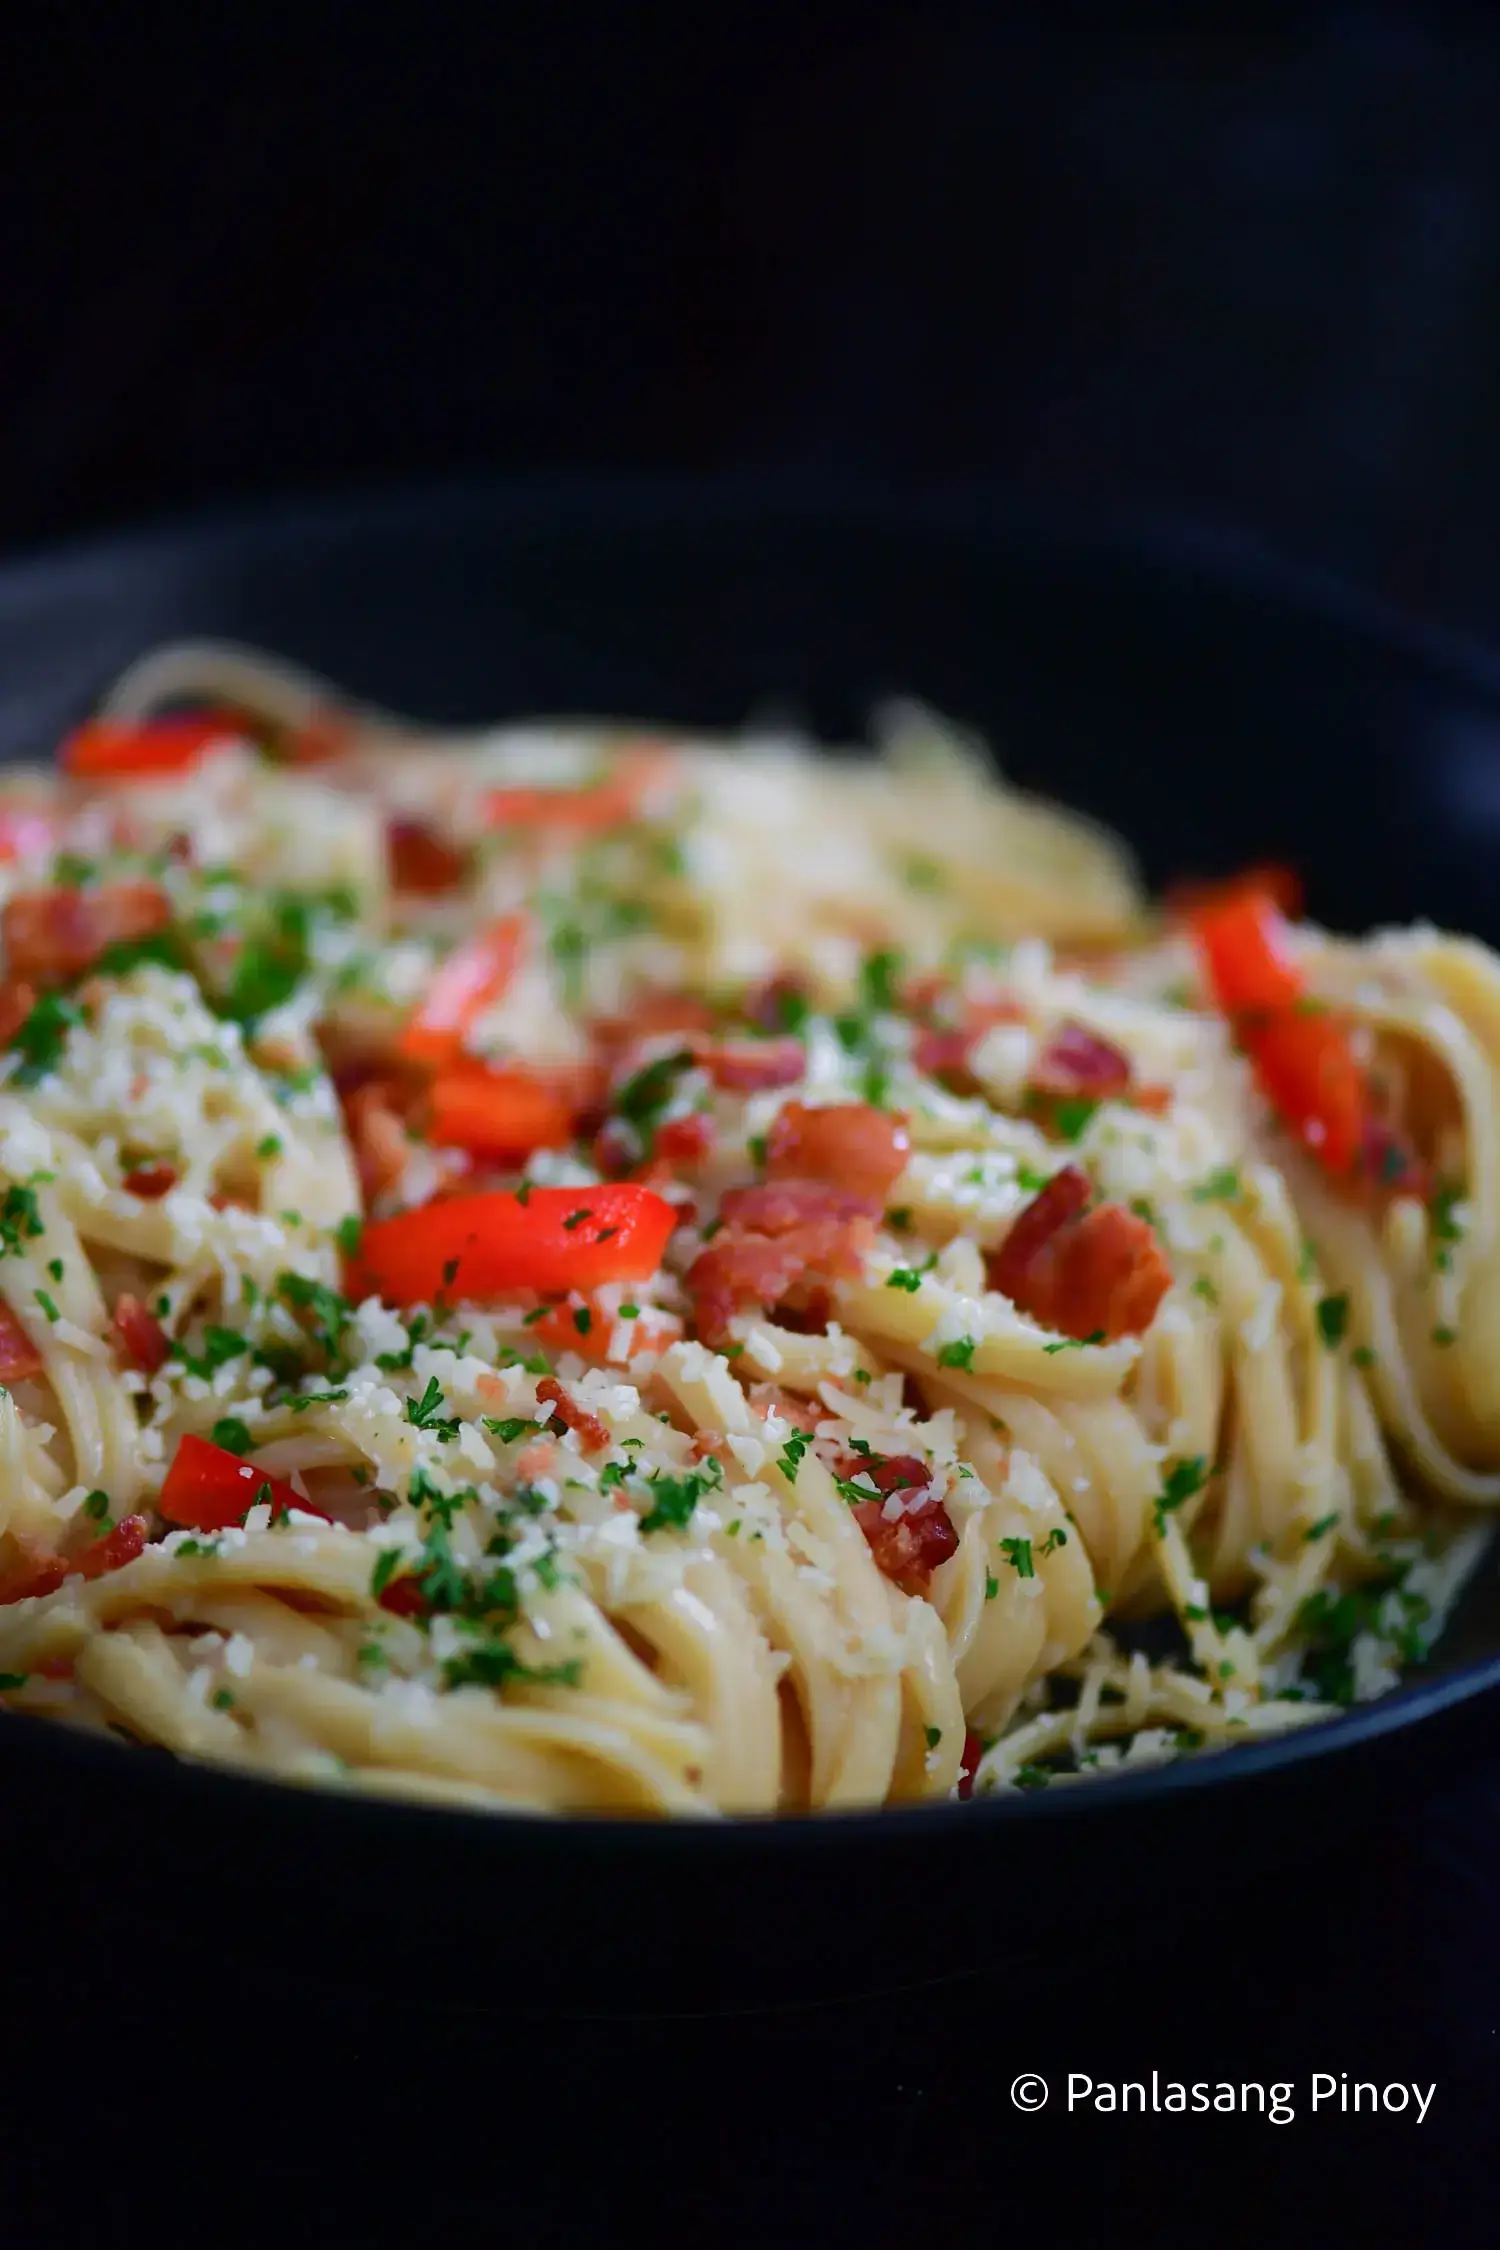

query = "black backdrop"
[[5, 6, 1500, 2240], [8, 4, 1500, 645]]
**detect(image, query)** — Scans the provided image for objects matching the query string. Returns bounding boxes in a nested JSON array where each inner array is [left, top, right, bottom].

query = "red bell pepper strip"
[[0, 1303, 44, 1382], [427, 1065, 573, 1159], [1189, 888, 1369, 1176], [158, 1434, 320, 1531], [482, 743, 671, 834], [60, 714, 246, 780], [398, 914, 527, 1066], [349, 1182, 677, 1308], [1165, 863, 1303, 925]]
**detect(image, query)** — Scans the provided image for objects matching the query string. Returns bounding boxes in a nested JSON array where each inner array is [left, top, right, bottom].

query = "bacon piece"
[[121, 1162, 178, 1200], [72, 1514, 148, 1581], [0, 980, 37, 1047], [535, 1375, 610, 1453], [766, 1101, 910, 1201], [719, 1177, 881, 1237], [988, 1167, 1171, 1342], [0, 1302, 43, 1381], [1, 882, 170, 986], [957, 1727, 984, 1801], [0, 1543, 69, 1605], [1029, 1022, 1133, 1101], [687, 1215, 874, 1346], [388, 818, 469, 894], [592, 992, 720, 1051], [850, 1490, 958, 1595], [654, 1113, 715, 1166], [689, 1430, 729, 1465], [694, 1037, 805, 1093], [914, 1026, 978, 1083], [834, 1450, 932, 1497], [342, 1079, 410, 1203], [378, 1574, 429, 1618], [111, 1292, 171, 1374]]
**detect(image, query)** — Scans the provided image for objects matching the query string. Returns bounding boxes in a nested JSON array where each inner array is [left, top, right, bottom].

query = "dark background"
[[6, 3, 1500, 648], [4, 3, 1500, 2237]]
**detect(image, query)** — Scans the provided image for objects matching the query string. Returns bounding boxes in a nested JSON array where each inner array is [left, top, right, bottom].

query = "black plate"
[[1, 474, 1497, 2017]]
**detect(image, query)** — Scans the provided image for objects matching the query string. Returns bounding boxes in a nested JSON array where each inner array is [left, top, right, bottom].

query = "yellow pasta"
[[0, 647, 1492, 1815]]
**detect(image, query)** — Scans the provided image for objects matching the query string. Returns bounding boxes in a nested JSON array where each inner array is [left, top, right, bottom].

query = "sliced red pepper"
[[111, 1292, 172, 1374], [0, 1302, 44, 1381], [397, 914, 527, 1066], [1166, 863, 1303, 925], [158, 1434, 315, 1531], [60, 714, 245, 780], [121, 1162, 179, 1200], [482, 743, 671, 833], [427, 1064, 573, 1160], [957, 1727, 984, 1801], [72, 1514, 149, 1580], [1189, 889, 1371, 1177], [1190, 889, 1305, 1018], [1244, 1010, 1366, 1173], [349, 1182, 677, 1308]]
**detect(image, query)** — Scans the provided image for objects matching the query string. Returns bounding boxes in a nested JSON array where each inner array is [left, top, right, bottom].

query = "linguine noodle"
[[0, 646, 1493, 1816]]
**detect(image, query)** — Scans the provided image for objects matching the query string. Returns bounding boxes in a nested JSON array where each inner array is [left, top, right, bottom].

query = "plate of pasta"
[[0, 481, 1497, 2007]]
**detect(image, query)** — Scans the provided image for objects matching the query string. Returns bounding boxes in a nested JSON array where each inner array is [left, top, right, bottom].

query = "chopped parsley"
[[1304, 1513, 1340, 1543], [8, 992, 84, 1084], [1042, 1329, 1105, 1354], [334, 1214, 363, 1258], [885, 1263, 930, 1293], [276, 1272, 353, 1370], [1315, 1293, 1350, 1349], [0, 1183, 45, 1258], [612, 1048, 694, 1156], [984, 1571, 1000, 1601], [1152, 1454, 1208, 1535], [33, 1289, 59, 1324], [484, 1416, 540, 1445], [256, 1134, 284, 1161], [210, 1417, 254, 1455], [405, 1375, 459, 1439], [924, 1725, 943, 1751], [638, 1459, 722, 1535], [777, 1429, 812, 1481], [998, 1536, 1035, 1579], [1192, 1166, 1241, 1204], [935, 1336, 976, 1371], [81, 1489, 111, 1522], [1051, 1098, 1098, 1143], [1432, 1324, 1458, 1349], [572, 1306, 593, 1337]]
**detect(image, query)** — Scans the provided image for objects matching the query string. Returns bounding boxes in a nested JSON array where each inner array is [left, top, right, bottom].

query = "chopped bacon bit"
[[766, 1100, 910, 1201], [0, 980, 37, 1048], [654, 1112, 716, 1166], [1, 881, 170, 986], [0, 1302, 43, 1381], [1029, 1021, 1133, 1101], [988, 1166, 1171, 1342], [388, 818, 470, 894], [850, 1490, 958, 1595], [748, 1383, 822, 1433], [694, 1036, 806, 1093], [121, 1162, 178, 1200], [342, 1078, 410, 1202], [208, 1191, 256, 1214], [72, 1514, 148, 1581], [687, 1214, 875, 1345], [1129, 1084, 1173, 1117], [378, 1574, 429, 1618], [38, 1655, 74, 1679], [0, 1543, 69, 1605], [957, 1727, 984, 1800], [592, 991, 720, 1049], [535, 1375, 611, 1453], [592, 1118, 638, 1179], [835, 1451, 932, 1496], [689, 1431, 729, 1465], [719, 1177, 881, 1236], [915, 1026, 978, 1083], [741, 975, 811, 1034], [111, 1292, 171, 1374]]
